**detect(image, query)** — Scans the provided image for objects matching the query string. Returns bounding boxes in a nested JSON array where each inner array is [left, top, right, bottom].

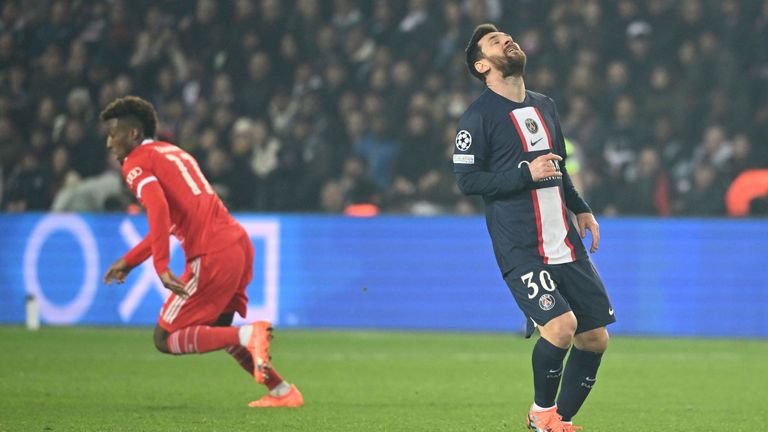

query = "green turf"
[[0, 327, 765, 431]]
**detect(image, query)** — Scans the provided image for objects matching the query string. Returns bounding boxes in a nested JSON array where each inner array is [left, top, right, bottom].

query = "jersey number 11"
[[165, 153, 214, 196]]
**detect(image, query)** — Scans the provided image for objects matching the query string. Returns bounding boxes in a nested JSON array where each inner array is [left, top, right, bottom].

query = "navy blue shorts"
[[503, 259, 616, 337]]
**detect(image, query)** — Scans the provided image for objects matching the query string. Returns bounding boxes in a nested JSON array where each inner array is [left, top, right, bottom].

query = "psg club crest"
[[539, 294, 555, 311], [525, 118, 538, 134], [455, 130, 472, 151]]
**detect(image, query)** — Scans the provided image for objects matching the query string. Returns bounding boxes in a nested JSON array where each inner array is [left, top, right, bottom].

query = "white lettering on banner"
[[23, 215, 99, 324], [235, 220, 280, 325], [21, 215, 280, 326], [118, 219, 181, 321], [119, 219, 279, 324]]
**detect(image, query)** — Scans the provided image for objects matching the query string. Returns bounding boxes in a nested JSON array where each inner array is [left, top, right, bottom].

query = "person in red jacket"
[[101, 96, 302, 408]]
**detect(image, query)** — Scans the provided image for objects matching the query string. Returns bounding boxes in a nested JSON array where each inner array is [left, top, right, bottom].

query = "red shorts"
[[158, 235, 254, 332]]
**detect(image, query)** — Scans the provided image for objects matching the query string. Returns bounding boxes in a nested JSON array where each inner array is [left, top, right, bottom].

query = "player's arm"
[[105, 160, 155, 285], [457, 153, 564, 197], [138, 180, 188, 297], [456, 168, 532, 197], [115, 157, 172, 276], [455, 111, 534, 197], [561, 163, 591, 215], [138, 180, 172, 276], [123, 236, 152, 267], [104, 237, 151, 285], [561, 163, 599, 251], [118, 155, 172, 276], [546, 96, 591, 214], [550, 98, 600, 252]]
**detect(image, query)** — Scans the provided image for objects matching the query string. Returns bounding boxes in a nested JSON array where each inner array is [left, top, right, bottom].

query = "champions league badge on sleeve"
[[455, 130, 472, 151]]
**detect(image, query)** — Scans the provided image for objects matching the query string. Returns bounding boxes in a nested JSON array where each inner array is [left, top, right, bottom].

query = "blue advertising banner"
[[0, 214, 766, 337]]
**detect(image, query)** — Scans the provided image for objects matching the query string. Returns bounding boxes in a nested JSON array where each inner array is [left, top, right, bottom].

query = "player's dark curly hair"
[[466, 23, 498, 83], [99, 96, 158, 138]]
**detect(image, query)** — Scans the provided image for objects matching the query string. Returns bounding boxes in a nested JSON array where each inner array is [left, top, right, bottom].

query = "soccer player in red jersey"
[[101, 96, 303, 408]]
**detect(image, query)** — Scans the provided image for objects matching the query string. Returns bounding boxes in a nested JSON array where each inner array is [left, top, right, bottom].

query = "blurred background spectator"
[[0, 0, 766, 216]]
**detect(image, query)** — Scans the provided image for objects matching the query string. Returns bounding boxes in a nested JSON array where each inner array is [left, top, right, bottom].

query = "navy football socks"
[[556, 347, 603, 421], [531, 337, 569, 407]]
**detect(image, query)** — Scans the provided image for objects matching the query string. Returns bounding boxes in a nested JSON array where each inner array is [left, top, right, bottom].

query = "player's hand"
[[577, 212, 600, 253], [104, 258, 133, 285], [529, 153, 563, 181], [160, 270, 188, 298]]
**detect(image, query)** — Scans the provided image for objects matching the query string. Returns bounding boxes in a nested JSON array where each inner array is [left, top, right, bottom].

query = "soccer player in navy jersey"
[[454, 25, 616, 432], [101, 96, 302, 408]]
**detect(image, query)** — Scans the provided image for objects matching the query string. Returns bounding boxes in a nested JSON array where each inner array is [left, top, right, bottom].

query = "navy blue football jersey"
[[454, 89, 591, 275]]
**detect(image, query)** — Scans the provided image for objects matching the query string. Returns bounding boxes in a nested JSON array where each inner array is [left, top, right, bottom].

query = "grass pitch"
[[0, 327, 765, 431]]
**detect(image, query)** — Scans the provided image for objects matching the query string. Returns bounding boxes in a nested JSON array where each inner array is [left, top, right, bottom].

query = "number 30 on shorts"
[[521, 270, 557, 299]]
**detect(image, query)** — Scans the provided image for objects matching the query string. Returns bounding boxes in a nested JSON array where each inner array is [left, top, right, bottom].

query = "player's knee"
[[153, 327, 171, 354], [575, 327, 609, 352], [592, 328, 610, 352], [554, 312, 578, 336], [541, 312, 577, 347]]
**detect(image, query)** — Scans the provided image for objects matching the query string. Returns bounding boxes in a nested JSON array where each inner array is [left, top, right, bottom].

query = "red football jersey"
[[121, 140, 245, 275]]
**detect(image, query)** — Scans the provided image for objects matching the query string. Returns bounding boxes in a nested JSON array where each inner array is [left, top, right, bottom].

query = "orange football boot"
[[563, 422, 583, 432], [248, 384, 304, 408], [526, 404, 565, 432]]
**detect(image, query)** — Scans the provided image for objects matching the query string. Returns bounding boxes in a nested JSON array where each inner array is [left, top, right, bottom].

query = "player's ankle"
[[269, 381, 291, 397], [238, 325, 253, 346], [532, 403, 557, 412]]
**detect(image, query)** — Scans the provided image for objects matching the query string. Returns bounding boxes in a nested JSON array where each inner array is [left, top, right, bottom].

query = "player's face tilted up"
[[474, 31, 527, 79]]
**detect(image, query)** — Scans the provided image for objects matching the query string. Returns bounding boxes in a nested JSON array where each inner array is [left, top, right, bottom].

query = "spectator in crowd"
[[3, 151, 50, 211], [51, 156, 124, 212], [618, 147, 671, 216], [356, 113, 399, 190], [0, 0, 765, 216], [679, 163, 728, 216]]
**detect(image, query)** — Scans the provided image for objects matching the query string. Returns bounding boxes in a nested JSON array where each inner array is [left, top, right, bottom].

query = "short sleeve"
[[453, 110, 487, 173]]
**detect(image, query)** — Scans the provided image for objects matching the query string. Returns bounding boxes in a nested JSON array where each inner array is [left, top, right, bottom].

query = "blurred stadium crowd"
[[0, 0, 766, 215]]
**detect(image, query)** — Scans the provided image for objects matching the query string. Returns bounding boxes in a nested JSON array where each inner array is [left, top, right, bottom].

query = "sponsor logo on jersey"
[[455, 130, 472, 151], [530, 137, 543, 146], [126, 167, 143, 186], [539, 293, 555, 311], [453, 154, 475, 164], [525, 118, 538, 134]]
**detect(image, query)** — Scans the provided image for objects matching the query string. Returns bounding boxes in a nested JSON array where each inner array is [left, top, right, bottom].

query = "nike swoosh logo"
[[585, 377, 596, 382], [608, 308, 614, 316], [548, 368, 562, 374], [530, 137, 543, 146]]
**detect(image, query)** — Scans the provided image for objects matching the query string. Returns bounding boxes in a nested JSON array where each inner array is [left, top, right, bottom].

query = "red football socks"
[[263, 366, 284, 390], [224, 345, 285, 390], [225, 345, 254, 373], [167, 326, 285, 390], [167, 326, 239, 354]]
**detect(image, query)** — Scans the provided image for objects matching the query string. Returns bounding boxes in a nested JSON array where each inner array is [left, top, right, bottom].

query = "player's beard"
[[488, 53, 527, 78]]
